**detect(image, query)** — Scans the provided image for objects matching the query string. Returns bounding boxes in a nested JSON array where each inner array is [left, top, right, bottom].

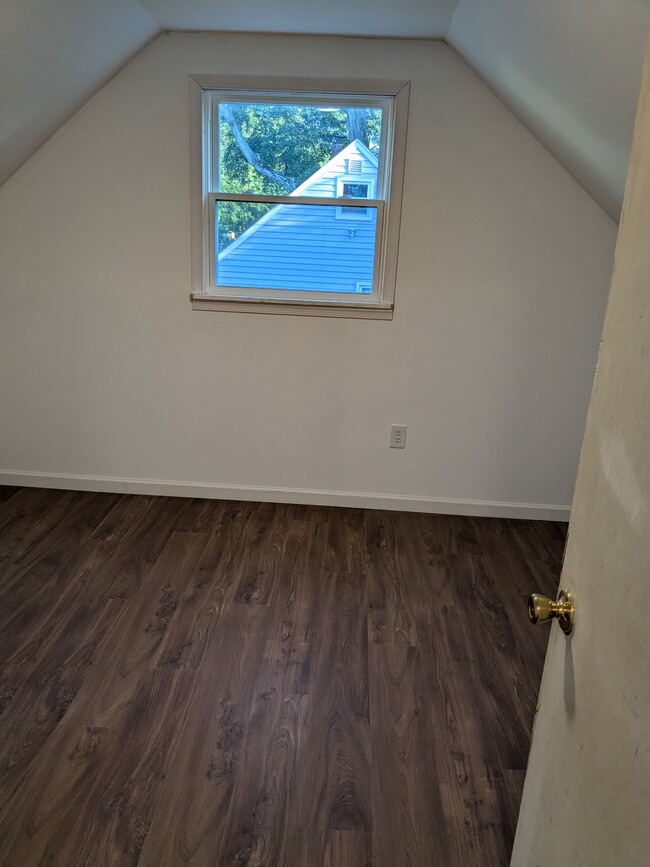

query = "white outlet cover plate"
[[390, 424, 407, 448]]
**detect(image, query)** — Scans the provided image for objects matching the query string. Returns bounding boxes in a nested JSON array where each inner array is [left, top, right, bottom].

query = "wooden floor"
[[0, 487, 565, 867]]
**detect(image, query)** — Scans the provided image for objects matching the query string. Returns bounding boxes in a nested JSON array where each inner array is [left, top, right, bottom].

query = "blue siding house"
[[217, 140, 379, 294]]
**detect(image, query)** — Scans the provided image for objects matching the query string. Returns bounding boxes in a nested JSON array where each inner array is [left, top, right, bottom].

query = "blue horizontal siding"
[[218, 142, 378, 294]]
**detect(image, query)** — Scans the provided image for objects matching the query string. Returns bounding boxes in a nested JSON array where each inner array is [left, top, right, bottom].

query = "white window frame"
[[189, 75, 410, 320]]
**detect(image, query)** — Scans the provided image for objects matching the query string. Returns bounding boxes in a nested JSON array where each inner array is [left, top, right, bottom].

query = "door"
[[510, 36, 650, 866]]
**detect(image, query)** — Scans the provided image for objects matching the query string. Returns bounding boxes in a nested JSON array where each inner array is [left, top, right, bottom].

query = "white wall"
[[0, 33, 617, 517], [448, 0, 650, 221]]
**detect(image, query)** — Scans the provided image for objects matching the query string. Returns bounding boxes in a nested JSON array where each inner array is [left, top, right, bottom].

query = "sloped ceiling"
[[0, 0, 157, 188], [135, 0, 458, 37], [0, 0, 648, 220], [448, 0, 650, 220]]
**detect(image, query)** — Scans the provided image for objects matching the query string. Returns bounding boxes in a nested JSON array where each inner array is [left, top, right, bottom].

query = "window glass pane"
[[216, 200, 377, 294], [341, 182, 369, 198], [217, 201, 276, 254], [218, 102, 383, 197]]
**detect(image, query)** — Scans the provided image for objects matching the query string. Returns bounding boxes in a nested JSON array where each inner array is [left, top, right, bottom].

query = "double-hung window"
[[190, 76, 409, 319]]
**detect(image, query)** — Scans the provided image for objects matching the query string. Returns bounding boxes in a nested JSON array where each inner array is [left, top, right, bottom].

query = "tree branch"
[[345, 108, 369, 147], [221, 105, 296, 192]]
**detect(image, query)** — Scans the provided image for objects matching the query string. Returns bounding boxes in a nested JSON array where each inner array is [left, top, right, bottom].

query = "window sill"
[[190, 293, 394, 320]]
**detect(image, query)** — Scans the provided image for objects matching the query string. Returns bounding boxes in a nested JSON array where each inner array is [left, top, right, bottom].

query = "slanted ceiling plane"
[[0, 0, 648, 220]]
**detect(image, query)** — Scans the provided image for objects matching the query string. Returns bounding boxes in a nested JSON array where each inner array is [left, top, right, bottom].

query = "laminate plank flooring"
[[0, 487, 565, 866]]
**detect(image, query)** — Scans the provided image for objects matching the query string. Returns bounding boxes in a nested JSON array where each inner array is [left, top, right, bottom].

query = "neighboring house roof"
[[217, 139, 379, 294]]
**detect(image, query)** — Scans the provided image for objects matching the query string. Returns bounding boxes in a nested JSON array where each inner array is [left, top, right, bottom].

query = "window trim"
[[189, 74, 410, 319], [335, 178, 375, 220]]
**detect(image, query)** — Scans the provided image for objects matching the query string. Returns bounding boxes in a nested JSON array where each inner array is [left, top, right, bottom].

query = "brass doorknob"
[[527, 589, 575, 635]]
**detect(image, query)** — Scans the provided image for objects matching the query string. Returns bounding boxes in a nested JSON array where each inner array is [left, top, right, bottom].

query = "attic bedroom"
[[1, 1, 649, 865]]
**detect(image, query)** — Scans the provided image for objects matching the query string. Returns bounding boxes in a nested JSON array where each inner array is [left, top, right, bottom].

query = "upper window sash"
[[204, 91, 392, 200]]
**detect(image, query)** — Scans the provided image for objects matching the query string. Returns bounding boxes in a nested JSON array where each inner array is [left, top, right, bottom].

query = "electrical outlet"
[[390, 424, 407, 449]]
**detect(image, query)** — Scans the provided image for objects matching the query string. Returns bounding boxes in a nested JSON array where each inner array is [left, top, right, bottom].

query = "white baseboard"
[[0, 469, 571, 521]]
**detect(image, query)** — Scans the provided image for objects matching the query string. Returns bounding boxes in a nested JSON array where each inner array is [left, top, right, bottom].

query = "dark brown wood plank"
[[137, 603, 273, 866], [369, 642, 446, 867], [295, 571, 372, 838], [0, 487, 72, 542], [0, 721, 119, 862], [152, 507, 253, 669], [366, 510, 420, 646], [0, 490, 116, 600], [0, 538, 121, 670], [81, 497, 196, 600], [0, 668, 194, 866], [90, 494, 155, 541], [0, 495, 121, 666], [215, 690, 307, 866], [0, 591, 126, 812], [231, 504, 299, 606], [284, 828, 372, 867], [0, 486, 19, 503], [63, 531, 211, 727]]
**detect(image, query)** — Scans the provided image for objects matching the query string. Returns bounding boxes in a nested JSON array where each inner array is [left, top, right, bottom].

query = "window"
[[335, 178, 374, 220], [190, 76, 410, 319]]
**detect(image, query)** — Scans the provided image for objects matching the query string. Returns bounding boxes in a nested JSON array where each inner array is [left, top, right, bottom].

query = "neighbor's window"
[[335, 178, 374, 220], [190, 77, 409, 318]]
